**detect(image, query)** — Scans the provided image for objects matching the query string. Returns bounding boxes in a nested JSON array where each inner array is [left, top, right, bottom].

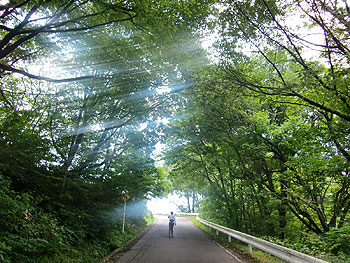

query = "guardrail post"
[[248, 245, 253, 256], [228, 235, 231, 242], [216, 230, 219, 236]]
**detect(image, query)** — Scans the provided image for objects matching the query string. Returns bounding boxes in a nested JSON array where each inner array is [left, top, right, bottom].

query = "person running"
[[168, 211, 176, 238]]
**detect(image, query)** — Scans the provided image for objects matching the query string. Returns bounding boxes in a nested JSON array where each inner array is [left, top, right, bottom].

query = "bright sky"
[[147, 193, 188, 214]]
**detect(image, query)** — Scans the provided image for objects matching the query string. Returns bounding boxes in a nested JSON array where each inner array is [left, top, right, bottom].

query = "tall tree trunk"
[[279, 180, 288, 239], [192, 192, 196, 213], [186, 192, 191, 212]]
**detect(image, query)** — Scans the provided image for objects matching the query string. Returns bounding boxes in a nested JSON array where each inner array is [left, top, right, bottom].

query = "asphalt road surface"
[[112, 216, 244, 263]]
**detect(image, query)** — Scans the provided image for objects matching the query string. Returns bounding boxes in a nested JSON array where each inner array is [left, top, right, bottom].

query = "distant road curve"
[[110, 216, 246, 263]]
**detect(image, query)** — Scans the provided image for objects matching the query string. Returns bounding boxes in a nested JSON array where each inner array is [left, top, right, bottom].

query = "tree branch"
[[0, 63, 96, 83]]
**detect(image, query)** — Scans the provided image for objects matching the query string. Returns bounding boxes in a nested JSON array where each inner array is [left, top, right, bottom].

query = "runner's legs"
[[169, 222, 174, 238]]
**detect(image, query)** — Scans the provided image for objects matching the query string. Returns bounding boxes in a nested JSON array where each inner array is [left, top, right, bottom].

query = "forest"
[[0, 0, 349, 262]]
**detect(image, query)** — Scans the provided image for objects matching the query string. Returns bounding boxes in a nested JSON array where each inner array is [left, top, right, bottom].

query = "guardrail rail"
[[176, 212, 200, 216], [197, 217, 328, 263]]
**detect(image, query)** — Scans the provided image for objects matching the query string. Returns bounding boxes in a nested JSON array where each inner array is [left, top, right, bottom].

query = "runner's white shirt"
[[168, 215, 176, 223]]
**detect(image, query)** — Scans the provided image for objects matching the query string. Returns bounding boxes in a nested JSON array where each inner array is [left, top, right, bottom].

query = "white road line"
[[213, 240, 243, 263]]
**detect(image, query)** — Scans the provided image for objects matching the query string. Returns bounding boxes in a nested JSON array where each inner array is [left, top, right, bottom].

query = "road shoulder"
[[100, 218, 158, 263]]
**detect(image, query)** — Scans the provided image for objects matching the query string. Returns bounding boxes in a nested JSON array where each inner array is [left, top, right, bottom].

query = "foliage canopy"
[[1, 0, 349, 262]]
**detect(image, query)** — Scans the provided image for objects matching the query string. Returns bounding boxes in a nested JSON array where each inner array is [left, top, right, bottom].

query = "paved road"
[[112, 216, 243, 263]]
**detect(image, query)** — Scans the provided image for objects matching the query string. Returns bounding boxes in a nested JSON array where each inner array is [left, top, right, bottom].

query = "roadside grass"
[[144, 214, 157, 226], [192, 218, 283, 263]]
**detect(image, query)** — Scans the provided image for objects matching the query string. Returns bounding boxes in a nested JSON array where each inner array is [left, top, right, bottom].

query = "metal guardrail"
[[197, 217, 328, 263], [176, 212, 199, 216]]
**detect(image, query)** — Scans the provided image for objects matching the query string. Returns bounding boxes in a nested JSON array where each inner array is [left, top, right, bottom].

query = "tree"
[[216, 0, 349, 156], [164, 59, 349, 241], [0, 1, 216, 262]]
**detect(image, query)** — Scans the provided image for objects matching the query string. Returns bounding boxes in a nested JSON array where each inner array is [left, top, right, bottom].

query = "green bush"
[[324, 226, 350, 255], [0, 175, 74, 262]]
